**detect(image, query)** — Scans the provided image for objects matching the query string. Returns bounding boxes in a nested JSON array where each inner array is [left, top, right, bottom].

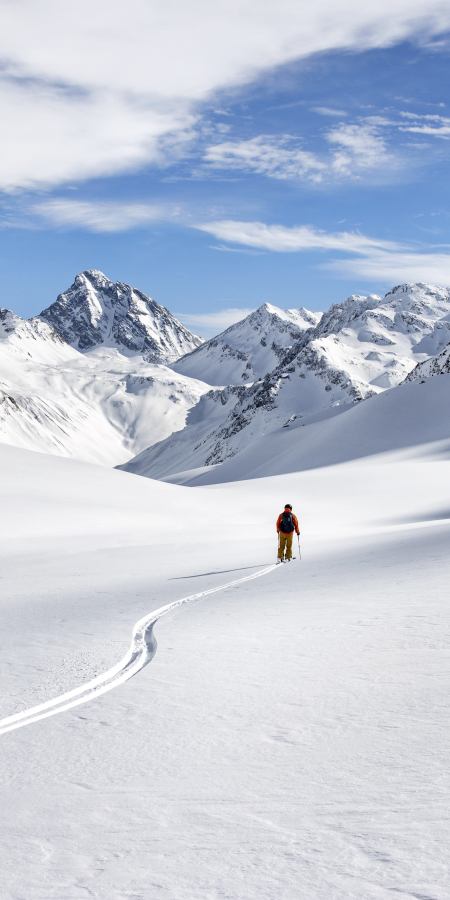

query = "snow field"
[[0, 343, 209, 465], [0, 564, 278, 736], [126, 372, 450, 483], [0, 444, 449, 897]]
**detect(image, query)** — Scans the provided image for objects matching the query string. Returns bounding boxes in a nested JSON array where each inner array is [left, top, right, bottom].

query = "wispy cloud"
[[197, 220, 403, 254], [31, 199, 170, 232], [399, 112, 450, 138], [203, 136, 325, 182], [197, 218, 450, 286], [1, 0, 450, 189], [326, 122, 392, 174], [326, 250, 450, 284], [175, 307, 255, 338], [203, 121, 396, 184], [312, 107, 347, 117], [210, 244, 264, 255]]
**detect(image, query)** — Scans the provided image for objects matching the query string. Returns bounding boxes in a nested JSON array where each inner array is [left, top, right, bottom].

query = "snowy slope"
[[119, 375, 450, 482], [1, 434, 450, 898], [180, 375, 450, 485], [123, 282, 450, 477], [172, 302, 321, 384], [39, 269, 203, 363], [0, 315, 209, 464], [303, 282, 450, 390], [0, 307, 77, 364], [405, 340, 450, 380]]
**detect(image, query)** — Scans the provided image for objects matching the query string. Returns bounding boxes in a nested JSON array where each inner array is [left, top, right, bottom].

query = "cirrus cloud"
[[30, 199, 171, 232], [196, 218, 450, 285], [196, 219, 404, 254]]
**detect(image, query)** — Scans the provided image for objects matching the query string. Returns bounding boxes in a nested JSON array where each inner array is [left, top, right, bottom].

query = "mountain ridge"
[[172, 301, 322, 385], [2, 274, 450, 473], [38, 269, 203, 364], [119, 282, 450, 479]]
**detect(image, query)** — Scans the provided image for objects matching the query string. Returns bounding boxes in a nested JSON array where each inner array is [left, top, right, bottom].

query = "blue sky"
[[1, 1, 450, 336]]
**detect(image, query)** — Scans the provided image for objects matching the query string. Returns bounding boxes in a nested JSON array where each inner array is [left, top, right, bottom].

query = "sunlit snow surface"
[[0, 412, 450, 898], [0, 335, 209, 465], [123, 283, 450, 477]]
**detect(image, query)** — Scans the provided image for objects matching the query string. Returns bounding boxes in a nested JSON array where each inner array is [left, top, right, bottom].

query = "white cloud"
[[203, 121, 398, 184], [175, 307, 255, 338], [203, 136, 325, 181], [0, 77, 195, 191], [196, 220, 403, 254], [31, 199, 168, 232], [399, 113, 450, 138], [326, 123, 392, 174], [312, 107, 348, 116], [197, 217, 450, 287], [1, 0, 450, 189], [326, 250, 450, 284]]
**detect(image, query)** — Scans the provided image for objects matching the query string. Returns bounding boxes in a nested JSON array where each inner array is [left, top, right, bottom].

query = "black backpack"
[[281, 511, 294, 533]]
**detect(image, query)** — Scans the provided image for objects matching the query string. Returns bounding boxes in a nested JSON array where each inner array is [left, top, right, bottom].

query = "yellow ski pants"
[[278, 532, 293, 559]]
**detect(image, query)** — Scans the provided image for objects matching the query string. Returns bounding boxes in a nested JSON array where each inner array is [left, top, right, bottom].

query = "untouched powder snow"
[[0, 423, 450, 898]]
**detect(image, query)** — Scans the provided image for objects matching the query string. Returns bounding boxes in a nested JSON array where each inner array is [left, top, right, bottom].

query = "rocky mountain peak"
[[37, 270, 203, 364], [172, 300, 319, 385]]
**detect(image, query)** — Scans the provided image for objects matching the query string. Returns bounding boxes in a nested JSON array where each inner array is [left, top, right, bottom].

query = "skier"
[[276, 504, 299, 563]]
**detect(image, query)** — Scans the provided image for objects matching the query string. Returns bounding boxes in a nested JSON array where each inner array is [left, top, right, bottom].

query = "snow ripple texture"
[[0, 564, 278, 736]]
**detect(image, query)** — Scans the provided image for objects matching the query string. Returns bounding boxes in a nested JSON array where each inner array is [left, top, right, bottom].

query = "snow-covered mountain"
[[0, 307, 76, 364], [405, 340, 450, 381], [39, 270, 203, 363], [120, 283, 450, 478], [0, 306, 209, 465], [3, 277, 450, 473], [181, 374, 450, 485], [301, 282, 450, 390], [172, 302, 321, 385]]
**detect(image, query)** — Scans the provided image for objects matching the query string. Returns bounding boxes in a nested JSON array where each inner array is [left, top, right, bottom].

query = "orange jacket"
[[277, 509, 299, 534]]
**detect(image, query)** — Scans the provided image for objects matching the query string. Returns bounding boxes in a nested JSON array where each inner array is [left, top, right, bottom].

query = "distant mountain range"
[[172, 303, 321, 384], [119, 282, 450, 479], [1, 273, 449, 471]]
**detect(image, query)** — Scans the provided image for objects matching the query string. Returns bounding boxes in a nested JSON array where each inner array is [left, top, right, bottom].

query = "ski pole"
[[298, 534, 302, 561]]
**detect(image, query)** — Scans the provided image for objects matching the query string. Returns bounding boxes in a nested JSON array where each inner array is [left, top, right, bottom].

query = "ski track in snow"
[[0, 564, 278, 737]]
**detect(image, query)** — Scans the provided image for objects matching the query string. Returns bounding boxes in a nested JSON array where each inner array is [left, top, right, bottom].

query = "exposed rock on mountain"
[[405, 341, 450, 381], [38, 270, 203, 363], [3, 277, 450, 474], [0, 305, 210, 464], [183, 374, 450, 485], [281, 282, 450, 392], [0, 308, 74, 364], [172, 302, 321, 385], [120, 283, 450, 479]]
